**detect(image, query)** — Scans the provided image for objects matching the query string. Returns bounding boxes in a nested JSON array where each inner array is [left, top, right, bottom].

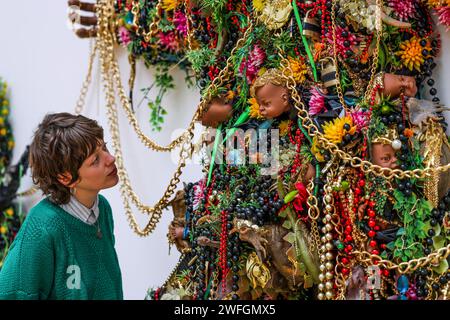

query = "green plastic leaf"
[[282, 219, 293, 230], [283, 232, 296, 244], [284, 190, 298, 204], [432, 235, 446, 250], [278, 209, 288, 218], [432, 259, 449, 275]]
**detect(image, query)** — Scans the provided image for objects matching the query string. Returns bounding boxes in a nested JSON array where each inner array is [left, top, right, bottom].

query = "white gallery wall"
[[0, 1, 449, 299]]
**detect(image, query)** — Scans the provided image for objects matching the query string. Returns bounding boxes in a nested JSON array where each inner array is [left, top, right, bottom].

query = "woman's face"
[[256, 83, 290, 119], [74, 141, 119, 193]]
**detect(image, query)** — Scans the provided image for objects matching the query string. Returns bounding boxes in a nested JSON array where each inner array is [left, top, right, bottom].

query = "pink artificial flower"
[[239, 44, 266, 82], [388, 0, 417, 21], [437, 6, 450, 30], [308, 87, 326, 116], [350, 110, 370, 132], [118, 26, 131, 46], [192, 179, 207, 210], [158, 31, 179, 52], [173, 11, 188, 37], [327, 26, 357, 57]]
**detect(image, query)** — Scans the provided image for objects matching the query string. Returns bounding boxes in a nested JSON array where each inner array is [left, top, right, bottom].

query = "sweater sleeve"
[[0, 216, 55, 300]]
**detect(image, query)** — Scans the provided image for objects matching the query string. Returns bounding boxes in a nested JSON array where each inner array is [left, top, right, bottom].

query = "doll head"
[[370, 128, 401, 169], [375, 72, 418, 99], [200, 96, 233, 128], [251, 68, 291, 119]]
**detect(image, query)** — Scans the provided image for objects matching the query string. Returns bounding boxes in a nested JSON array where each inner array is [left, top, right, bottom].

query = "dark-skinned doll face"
[[383, 73, 418, 98], [371, 143, 399, 169], [255, 83, 291, 119], [200, 98, 233, 128]]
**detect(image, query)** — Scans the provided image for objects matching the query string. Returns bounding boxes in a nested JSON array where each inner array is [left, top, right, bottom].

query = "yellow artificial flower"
[[279, 120, 290, 136], [0, 128, 6, 136], [283, 57, 307, 84], [8, 140, 14, 150], [5, 208, 14, 217], [0, 118, 4, 125], [322, 116, 356, 144], [2, 100, 8, 107], [253, 0, 266, 12], [162, 0, 179, 11], [0, 225, 7, 235], [426, 0, 446, 8], [226, 90, 235, 102], [2, 108, 8, 115], [311, 136, 325, 162], [396, 37, 431, 72], [248, 97, 264, 119]]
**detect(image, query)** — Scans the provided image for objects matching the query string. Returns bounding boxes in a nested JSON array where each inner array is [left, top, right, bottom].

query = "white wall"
[[0, 1, 449, 299]]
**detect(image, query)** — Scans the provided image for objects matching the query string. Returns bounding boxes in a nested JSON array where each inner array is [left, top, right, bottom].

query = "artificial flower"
[[388, 0, 417, 21], [283, 57, 307, 84], [308, 87, 326, 116], [292, 182, 308, 212], [327, 26, 357, 57], [403, 128, 414, 138], [158, 31, 179, 52], [240, 44, 266, 82], [311, 136, 325, 162], [118, 26, 131, 46], [248, 97, 264, 119], [253, 0, 266, 12], [4, 208, 13, 217], [279, 120, 290, 136], [350, 110, 370, 132], [396, 37, 431, 71], [322, 116, 356, 144], [161, 0, 179, 11], [437, 6, 450, 30], [173, 11, 188, 36]]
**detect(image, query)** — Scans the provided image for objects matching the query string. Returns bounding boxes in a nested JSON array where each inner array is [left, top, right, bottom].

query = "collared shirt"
[[60, 195, 99, 225]]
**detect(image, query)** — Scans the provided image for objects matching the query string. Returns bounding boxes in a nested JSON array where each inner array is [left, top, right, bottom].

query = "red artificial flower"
[[292, 182, 308, 212]]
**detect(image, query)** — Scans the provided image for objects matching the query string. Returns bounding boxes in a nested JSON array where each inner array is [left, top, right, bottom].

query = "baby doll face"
[[383, 73, 417, 98], [255, 83, 290, 119], [200, 98, 233, 128], [371, 143, 399, 169]]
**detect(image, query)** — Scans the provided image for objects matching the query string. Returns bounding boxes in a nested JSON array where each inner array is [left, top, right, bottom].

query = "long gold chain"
[[132, 0, 163, 43], [95, 0, 253, 235], [330, 0, 382, 108]]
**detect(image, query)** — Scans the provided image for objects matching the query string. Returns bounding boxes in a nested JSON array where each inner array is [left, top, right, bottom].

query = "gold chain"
[[330, 0, 382, 108], [95, 0, 253, 235], [132, 0, 163, 43], [353, 244, 450, 274]]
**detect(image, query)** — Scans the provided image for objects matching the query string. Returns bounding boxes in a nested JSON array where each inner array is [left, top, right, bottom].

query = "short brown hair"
[[29, 113, 104, 204]]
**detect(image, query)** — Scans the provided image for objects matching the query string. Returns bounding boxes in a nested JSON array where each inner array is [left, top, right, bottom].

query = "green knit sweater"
[[0, 195, 123, 300]]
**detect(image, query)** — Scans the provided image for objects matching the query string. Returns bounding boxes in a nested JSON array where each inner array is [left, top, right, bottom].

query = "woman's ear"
[[57, 172, 78, 188]]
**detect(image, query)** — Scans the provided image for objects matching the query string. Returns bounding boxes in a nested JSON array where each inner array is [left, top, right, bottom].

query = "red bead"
[[368, 230, 376, 238], [346, 245, 353, 251], [345, 235, 353, 242], [374, 226, 380, 231], [368, 220, 376, 228], [372, 250, 379, 255], [383, 270, 390, 277], [341, 257, 349, 265], [369, 240, 377, 247], [355, 187, 361, 195], [368, 210, 375, 218], [358, 180, 365, 187], [345, 225, 352, 234], [342, 268, 349, 275]]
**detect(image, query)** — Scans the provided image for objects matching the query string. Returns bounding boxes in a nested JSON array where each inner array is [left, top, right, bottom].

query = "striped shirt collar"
[[60, 195, 99, 225]]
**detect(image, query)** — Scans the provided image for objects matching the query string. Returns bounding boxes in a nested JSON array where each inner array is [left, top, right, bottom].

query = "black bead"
[[428, 229, 435, 237], [232, 294, 239, 300], [232, 284, 239, 291], [432, 97, 440, 103], [341, 31, 349, 37], [420, 39, 427, 47], [432, 283, 440, 291], [430, 88, 437, 96], [404, 188, 412, 196], [426, 237, 434, 246], [422, 49, 429, 56], [424, 247, 431, 255], [427, 78, 435, 86]]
